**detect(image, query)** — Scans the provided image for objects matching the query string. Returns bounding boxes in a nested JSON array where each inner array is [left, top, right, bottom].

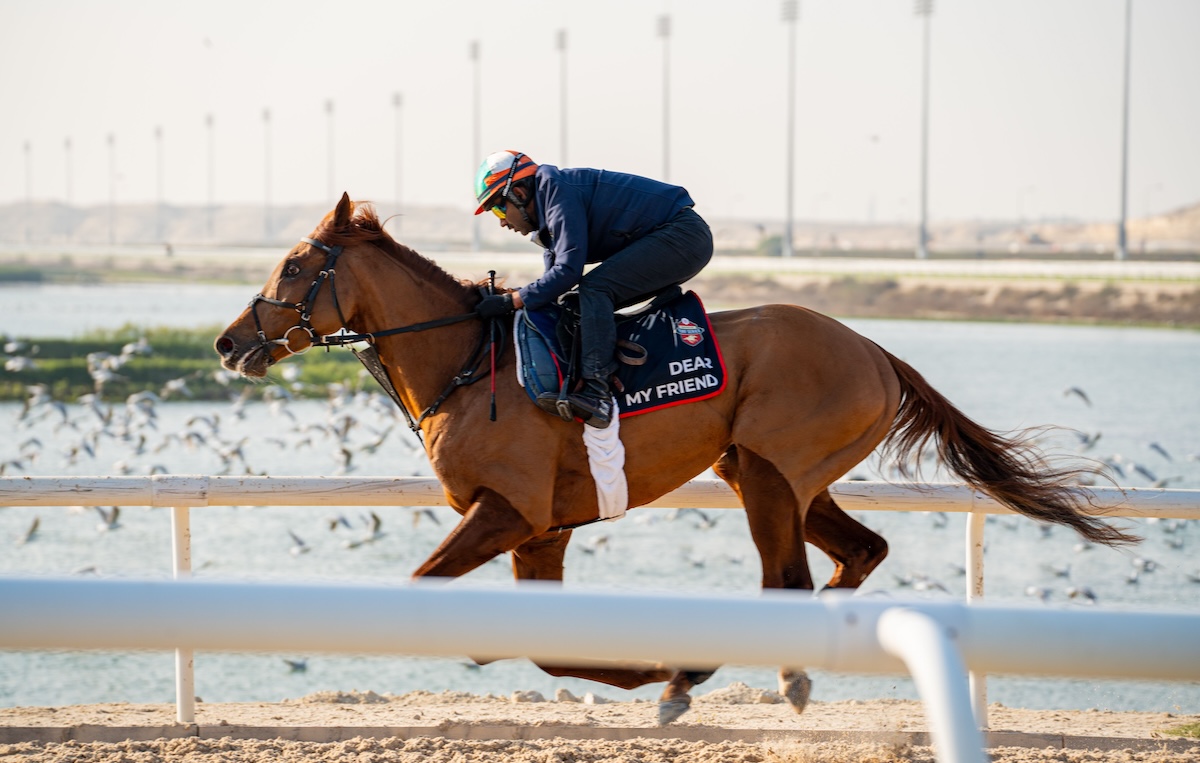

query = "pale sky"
[[2, 0, 1198, 225]]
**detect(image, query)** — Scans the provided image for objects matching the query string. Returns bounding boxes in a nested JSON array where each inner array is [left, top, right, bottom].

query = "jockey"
[[473, 150, 713, 428]]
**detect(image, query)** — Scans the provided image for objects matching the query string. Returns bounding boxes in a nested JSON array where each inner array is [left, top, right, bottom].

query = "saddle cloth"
[[514, 290, 726, 419]]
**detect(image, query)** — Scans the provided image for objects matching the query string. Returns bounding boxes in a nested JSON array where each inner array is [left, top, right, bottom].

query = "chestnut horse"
[[215, 195, 1134, 723]]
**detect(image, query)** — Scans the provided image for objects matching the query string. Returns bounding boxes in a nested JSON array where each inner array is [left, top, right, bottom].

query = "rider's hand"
[[476, 293, 515, 319]]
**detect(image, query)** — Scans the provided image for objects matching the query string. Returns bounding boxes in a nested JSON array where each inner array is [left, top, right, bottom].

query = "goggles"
[[489, 197, 508, 220]]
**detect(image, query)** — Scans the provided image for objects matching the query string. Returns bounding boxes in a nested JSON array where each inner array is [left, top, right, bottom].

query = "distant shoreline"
[[2, 249, 1198, 329]]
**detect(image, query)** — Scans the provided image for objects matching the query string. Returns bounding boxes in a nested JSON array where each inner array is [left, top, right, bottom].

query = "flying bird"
[[1066, 586, 1097, 604], [1063, 387, 1091, 406], [18, 517, 40, 545], [94, 506, 121, 532], [288, 530, 311, 556], [1147, 442, 1172, 461]]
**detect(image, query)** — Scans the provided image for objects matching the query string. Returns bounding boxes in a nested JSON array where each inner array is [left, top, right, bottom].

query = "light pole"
[[107, 132, 116, 247], [393, 93, 403, 237], [1017, 185, 1036, 246], [1116, 0, 1132, 261], [557, 29, 568, 165], [657, 15, 671, 182], [64, 137, 72, 207], [23, 140, 31, 244], [325, 99, 335, 202], [263, 108, 272, 242], [915, 0, 933, 260], [867, 134, 881, 222], [205, 113, 215, 240], [470, 40, 481, 253], [782, 0, 799, 258], [155, 126, 164, 243]]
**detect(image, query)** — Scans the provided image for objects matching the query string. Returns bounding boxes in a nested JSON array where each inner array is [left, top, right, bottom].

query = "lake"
[[0, 281, 1197, 712]]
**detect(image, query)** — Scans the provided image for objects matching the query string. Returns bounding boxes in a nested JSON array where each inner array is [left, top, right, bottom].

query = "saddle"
[[515, 287, 727, 423]]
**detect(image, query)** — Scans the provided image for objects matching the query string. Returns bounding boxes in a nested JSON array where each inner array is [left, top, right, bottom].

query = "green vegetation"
[[0, 325, 368, 403], [1160, 721, 1200, 739], [0, 265, 46, 283]]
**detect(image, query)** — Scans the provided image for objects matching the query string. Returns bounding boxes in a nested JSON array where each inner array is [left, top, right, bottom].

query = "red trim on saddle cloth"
[[617, 293, 727, 419]]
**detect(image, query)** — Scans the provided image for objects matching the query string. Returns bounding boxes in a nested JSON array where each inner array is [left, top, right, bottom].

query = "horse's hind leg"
[[510, 531, 676, 691], [805, 490, 888, 590]]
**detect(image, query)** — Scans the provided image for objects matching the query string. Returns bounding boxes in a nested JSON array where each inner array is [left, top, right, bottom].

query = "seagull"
[[1046, 562, 1071, 579], [1147, 442, 1173, 462], [288, 530, 311, 556], [1131, 556, 1158, 573], [679, 507, 719, 529], [1024, 585, 1052, 603], [1063, 387, 1091, 407], [1131, 463, 1159, 483], [282, 658, 308, 673], [343, 512, 385, 549], [5, 356, 39, 372], [1066, 586, 1098, 604], [912, 575, 950, 594], [1073, 431, 1102, 452], [580, 534, 611, 555], [411, 508, 441, 528], [18, 517, 39, 545], [94, 506, 121, 532]]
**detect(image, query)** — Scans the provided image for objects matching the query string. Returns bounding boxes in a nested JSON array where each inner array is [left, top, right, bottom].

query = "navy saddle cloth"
[[516, 289, 726, 419]]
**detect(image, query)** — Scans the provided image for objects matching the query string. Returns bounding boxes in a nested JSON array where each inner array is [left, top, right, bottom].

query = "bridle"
[[248, 236, 479, 353], [247, 236, 501, 441], [247, 237, 347, 356]]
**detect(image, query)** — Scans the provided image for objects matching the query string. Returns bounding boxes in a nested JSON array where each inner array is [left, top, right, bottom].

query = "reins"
[[249, 236, 500, 445]]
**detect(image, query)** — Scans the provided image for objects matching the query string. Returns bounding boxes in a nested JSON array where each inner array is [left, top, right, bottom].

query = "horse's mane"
[[313, 201, 477, 300]]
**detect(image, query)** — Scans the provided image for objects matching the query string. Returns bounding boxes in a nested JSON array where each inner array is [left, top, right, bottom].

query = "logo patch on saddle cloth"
[[513, 291, 727, 420], [616, 292, 726, 416]]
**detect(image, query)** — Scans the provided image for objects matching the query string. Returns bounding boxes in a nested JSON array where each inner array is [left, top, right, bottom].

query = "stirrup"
[[569, 382, 613, 429]]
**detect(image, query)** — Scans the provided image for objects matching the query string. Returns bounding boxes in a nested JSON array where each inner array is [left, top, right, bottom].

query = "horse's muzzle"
[[214, 333, 275, 377]]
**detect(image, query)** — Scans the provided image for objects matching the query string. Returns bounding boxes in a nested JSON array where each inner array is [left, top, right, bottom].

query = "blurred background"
[[1, 0, 1198, 256], [1, 1, 1199, 712]]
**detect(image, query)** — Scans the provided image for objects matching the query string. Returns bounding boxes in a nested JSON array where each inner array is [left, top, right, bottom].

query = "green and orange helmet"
[[473, 150, 538, 215]]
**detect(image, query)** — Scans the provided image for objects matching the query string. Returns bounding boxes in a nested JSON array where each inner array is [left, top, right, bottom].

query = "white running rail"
[[1, 578, 1198, 763], [1, 477, 1196, 762]]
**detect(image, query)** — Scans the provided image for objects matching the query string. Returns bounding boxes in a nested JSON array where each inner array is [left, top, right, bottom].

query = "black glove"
[[476, 293, 515, 319]]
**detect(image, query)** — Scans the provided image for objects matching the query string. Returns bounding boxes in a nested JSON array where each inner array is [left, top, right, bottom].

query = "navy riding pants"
[[577, 206, 713, 380]]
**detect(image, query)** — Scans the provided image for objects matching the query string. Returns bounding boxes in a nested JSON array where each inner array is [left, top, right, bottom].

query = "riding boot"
[[569, 377, 614, 429]]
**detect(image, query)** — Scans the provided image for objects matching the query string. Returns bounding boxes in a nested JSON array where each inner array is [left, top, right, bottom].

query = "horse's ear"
[[333, 192, 353, 229]]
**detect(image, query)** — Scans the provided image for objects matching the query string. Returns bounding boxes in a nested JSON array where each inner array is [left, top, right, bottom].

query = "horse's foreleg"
[[714, 446, 814, 715], [511, 530, 572, 581], [411, 489, 535, 579], [510, 531, 678, 693], [657, 670, 716, 725], [805, 490, 888, 590]]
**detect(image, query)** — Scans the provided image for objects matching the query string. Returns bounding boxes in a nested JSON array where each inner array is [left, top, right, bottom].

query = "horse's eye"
[[283, 262, 301, 278]]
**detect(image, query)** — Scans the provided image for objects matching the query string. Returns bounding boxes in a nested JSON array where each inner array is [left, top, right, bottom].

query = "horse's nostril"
[[215, 335, 235, 357]]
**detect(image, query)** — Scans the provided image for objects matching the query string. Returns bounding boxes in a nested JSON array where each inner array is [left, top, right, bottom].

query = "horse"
[[215, 194, 1136, 723]]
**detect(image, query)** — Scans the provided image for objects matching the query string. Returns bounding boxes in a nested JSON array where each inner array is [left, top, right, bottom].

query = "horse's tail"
[[879, 348, 1139, 547]]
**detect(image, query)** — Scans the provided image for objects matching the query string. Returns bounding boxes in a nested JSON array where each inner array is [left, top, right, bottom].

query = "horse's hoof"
[[779, 670, 812, 715], [657, 696, 692, 725]]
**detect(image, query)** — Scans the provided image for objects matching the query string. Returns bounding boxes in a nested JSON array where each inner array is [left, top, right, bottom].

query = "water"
[[0, 282, 1198, 712]]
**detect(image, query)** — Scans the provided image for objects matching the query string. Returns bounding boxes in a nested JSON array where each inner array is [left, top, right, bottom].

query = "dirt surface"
[[2, 685, 1197, 762]]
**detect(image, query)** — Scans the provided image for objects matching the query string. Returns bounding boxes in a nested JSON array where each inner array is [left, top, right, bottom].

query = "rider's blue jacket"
[[518, 164, 695, 310]]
